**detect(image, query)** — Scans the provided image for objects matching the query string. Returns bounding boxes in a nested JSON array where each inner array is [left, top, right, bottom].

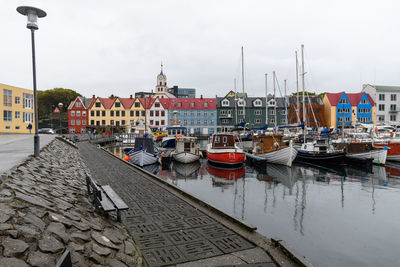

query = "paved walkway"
[[78, 142, 277, 267], [0, 134, 55, 175]]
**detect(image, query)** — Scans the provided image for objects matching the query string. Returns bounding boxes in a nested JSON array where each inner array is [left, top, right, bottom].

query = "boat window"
[[215, 136, 220, 143], [223, 136, 227, 143], [304, 145, 307, 149]]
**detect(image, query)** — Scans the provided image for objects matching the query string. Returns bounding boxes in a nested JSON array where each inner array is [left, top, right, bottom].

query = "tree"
[[38, 88, 82, 118]]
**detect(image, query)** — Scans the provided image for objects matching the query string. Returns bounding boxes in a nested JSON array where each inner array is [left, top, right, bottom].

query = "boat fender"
[[274, 142, 279, 148]]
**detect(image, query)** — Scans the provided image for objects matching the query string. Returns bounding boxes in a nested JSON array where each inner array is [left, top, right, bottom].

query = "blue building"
[[167, 98, 217, 135], [168, 86, 196, 98]]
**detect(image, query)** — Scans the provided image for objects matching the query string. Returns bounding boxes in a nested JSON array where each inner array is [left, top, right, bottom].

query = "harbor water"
[[109, 146, 400, 267]]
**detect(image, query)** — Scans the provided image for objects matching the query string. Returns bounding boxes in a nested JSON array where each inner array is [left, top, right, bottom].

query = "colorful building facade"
[[67, 96, 94, 134], [323, 92, 375, 129], [0, 83, 34, 133], [168, 97, 217, 135], [288, 95, 325, 128]]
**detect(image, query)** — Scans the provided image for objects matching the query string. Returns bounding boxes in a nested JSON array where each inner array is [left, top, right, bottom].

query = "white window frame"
[[222, 99, 230, 107]]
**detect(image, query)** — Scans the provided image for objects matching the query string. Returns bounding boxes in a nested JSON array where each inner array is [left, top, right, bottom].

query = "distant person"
[[27, 123, 32, 134]]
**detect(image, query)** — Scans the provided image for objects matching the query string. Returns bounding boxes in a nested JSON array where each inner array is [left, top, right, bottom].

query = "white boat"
[[346, 148, 388, 165], [172, 136, 201, 164], [128, 136, 160, 167], [249, 134, 297, 167]]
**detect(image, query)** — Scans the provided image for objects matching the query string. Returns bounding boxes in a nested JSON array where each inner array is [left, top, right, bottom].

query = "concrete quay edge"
[[100, 145, 313, 267]]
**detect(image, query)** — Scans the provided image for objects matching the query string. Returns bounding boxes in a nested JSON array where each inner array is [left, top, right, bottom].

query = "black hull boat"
[[295, 151, 346, 164]]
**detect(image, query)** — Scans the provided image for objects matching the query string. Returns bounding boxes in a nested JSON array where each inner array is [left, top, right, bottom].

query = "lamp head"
[[58, 102, 63, 108], [17, 6, 46, 30]]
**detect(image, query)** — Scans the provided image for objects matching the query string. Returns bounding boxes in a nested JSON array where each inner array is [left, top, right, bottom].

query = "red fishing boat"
[[206, 133, 245, 167], [374, 142, 400, 162]]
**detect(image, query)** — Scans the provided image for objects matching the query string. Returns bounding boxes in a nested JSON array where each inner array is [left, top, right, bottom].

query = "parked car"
[[38, 128, 55, 134]]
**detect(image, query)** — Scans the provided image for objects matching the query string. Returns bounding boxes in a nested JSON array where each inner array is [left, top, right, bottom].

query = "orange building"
[[288, 95, 325, 128]]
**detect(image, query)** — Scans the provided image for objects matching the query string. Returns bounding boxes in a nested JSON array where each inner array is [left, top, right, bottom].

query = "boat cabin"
[[211, 133, 236, 149], [134, 136, 155, 152], [166, 126, 187, 136], [176, 136, 200, 155], [253, 134, 287, 154]]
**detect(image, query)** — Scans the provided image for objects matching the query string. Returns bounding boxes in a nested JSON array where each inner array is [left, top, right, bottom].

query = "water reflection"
[[107, 146, 400, 267]]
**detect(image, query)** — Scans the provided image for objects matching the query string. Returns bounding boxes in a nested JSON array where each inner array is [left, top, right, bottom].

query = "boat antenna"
[[265, 73, 268, 127]]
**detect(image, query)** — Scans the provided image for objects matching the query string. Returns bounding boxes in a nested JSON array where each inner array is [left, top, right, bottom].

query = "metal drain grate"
[[197, 224, 235, 239], [127, 223, 160, 235], [141, 246, 186, 267], [173, 208, 204, 218], [142, 204, 170, 215], [177, 240, 223, 261], [165, 229, 204, 245], [155, 219, 190, 232], [184, 216, 217, 228], [210, 235, 254, 253], [132, 232, 173, 249]]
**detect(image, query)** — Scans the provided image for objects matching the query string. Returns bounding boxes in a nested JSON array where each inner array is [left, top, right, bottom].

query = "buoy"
[[124, 155, 130, 161]]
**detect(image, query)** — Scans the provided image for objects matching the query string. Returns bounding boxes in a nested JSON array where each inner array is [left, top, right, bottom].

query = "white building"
[[363, 84, 400, 124], [145, 97, 169, 130], [152, 64, 176, 99]]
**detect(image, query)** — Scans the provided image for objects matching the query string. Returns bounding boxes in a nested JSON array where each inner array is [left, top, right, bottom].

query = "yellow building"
[[86, 96, 146, 133], [0, 83, 35, 133]]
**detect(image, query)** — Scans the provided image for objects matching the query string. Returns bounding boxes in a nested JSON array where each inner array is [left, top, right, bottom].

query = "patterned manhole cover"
[[148, 211, 181, 222], [127, 222, 160, 235], [184, 216, 217, 228], [132, 232, 173, 249], [165, 229, 205, 245], [197, 224, 235, 239], [155, 219, 190, 231], [141, 246, 186, 267]]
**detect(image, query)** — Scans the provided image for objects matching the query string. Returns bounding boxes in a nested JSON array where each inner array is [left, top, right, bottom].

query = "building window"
[[390, 115, 396, 121], [116, 111, 120, 116], [254, 100, 262, 106], [339, 98, 349, 104], [95, 102, 101, 107], [379, 104, 385, 111], [390, 104, 397, 111], [222, 99, 230, 106], [130, 110, 134, 116], [75, 102, 81, 108], [101, 120, 105, 125], [82, 111, 86, 117], [77, 111, 81, 117], [15, 126, 20, 130], [378, 115, 385, 122], [110, 111, 114, 116], [155, 102, 160, 108], [156, 111, 159, 116], [91, 120, 94, 125], [115, 102, 121, 107], [15, 111, 20, 119], [204, 102, 208, 107], [101, 111, 105, 116], [136, 111, 139, 116], [197, 120, 201, 125], [97, 121, 100, 126], [91, 111, 94, 116], [316, 108, 321, 113], [269, 110, 275, 115], [77, 120, 81, 125], [23, 112, 33, 123], [191, 120, 194, 125], [15, 96, 20, 105], [238, 110, 244, 115], [71, 120, 75, 126], [184, 111, 188, 116], [361, 99, 369, 104], [71, 110, 75, 117], [3, 110, 12, 122], [23, 93, 33, 109], [222, 119, 229, 124], [183, 120, 187, 126], [190, 102, 195, 108], [204, 111, 208, 116], [150, 120, 154, 125], [82, 120, 86, 125], [280, 119, 287, 124], [155, 121, 159, 126], [210, 112, 214, 116], [255, 119, 261, 124], [96, 111, 100, 116], [122, 111, 125, 116], [111, 120, 114, 125], [122, 120, 125, 125], [204, 120, 208, 125], [254, 110, 262, 115], [141, 111, 145, 116], [161, 120, 165, 125], [161, 111, 165, 116], [177, 102, 182, 107], [197, 111, 201, 116], [379, 94, 385, 101], [237, 99, 245, 106], [281, 110, 287, 115], [150, 111, 154, 117], [3, 89, 12, 107], [135, 102, 140, 107], [270, 118, 275, 123]]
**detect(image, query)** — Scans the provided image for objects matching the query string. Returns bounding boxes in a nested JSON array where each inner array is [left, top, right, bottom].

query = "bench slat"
[[102, 185, 129, 210], [99, 191, 116, 212]]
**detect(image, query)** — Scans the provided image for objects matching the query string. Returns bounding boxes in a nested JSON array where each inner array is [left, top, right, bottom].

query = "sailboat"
[[294, 44, 346, 164]]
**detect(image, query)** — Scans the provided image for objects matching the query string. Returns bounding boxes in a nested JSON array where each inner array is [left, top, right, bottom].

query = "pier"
[[77, 141, 309, 266]]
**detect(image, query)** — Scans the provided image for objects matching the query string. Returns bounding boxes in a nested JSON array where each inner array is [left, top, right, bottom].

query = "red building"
[[67, 96, 94, 134]]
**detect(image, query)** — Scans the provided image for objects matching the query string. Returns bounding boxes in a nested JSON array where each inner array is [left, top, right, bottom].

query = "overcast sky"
[[1, 0, 400, 98]]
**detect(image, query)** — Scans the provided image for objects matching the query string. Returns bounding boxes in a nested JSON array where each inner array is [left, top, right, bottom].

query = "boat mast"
[[301, 44, 306, 143], [265, 73, 268, 126], [296, 51, 300, 124], [241, 46, 246, 123], [284, 79, 288, 124], [234, 78, 238, 125], [273, 71, 277, 129]]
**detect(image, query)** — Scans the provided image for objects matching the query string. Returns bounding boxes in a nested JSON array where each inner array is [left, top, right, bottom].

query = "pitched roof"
[[325, 92, 344, 106], [67, 96, 94, 110], [168, 98, 216, 110], [119, 97, 135, 109], [99, 97, 116, 109]]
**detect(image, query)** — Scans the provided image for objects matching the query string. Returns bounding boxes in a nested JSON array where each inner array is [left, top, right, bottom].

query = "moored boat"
[[127, 136, 160, 167], [172, 136, 201, 164], [249, 134, 297, 167], [374, 141, 400, 162], [206, 133, 245, 167], [295, 137, 346, 164]]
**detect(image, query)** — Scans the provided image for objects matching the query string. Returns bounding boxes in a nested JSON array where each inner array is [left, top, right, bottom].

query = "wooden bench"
[[55, 250, 72, 267], [86, 174, 129, 222]]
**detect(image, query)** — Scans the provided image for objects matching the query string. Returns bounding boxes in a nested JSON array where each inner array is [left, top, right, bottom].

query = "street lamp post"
[[17, 6, 46, 157], [58, 102, 63, 134]]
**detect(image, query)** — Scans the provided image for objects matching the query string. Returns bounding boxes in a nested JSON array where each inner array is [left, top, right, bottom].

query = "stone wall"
[[0, 139, 142, 267]]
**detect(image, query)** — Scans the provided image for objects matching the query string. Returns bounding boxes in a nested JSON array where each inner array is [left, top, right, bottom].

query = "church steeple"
[[160, 62, 163, 75], [156, 62, 167, 94]]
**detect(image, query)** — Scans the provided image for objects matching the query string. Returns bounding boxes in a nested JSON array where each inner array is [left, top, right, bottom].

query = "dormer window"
[[254, 99, 262, 106], [204, 102, 208, 107], [237, 99, 245, 107], [115, 102, 120, 108], [222, 99, 230, 106], [269, 100, 275, 106], [155, 102, 160, 108], [190, 102, 194, 107]]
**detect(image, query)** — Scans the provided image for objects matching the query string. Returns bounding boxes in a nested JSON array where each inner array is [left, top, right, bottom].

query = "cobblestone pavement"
[[78, 142, 277, 267], [0, 139, 142, 266]]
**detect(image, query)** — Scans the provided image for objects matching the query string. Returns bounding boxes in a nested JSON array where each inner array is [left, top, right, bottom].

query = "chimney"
[[92, 94, 95, 98], [200, 95, 203, 99], [130, 94, 133, 99]]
